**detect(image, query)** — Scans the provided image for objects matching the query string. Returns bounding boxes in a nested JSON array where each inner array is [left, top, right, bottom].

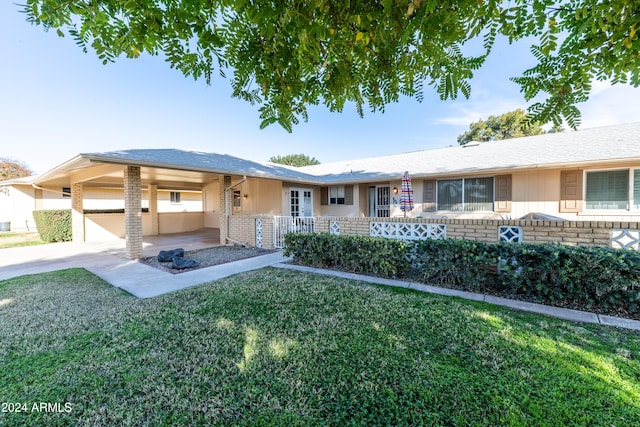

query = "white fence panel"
[[370, 222, 446, 241], [274, 216, 316, 248]]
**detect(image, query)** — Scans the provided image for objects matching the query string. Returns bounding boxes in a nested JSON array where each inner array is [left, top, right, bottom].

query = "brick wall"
[[230, 215, 640, 249], [229, 215, 276, 249], [124, 166, 143, 259], [71, 182, 84, 242], [316, 217, 630, 247]]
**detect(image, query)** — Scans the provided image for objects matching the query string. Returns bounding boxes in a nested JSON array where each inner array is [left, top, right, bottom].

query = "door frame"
[[289, 187, 314, 217], [368, 185, 390, 217]]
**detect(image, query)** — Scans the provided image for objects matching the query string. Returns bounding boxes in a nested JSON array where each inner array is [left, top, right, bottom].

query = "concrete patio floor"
[[0, 229, 291, 298]]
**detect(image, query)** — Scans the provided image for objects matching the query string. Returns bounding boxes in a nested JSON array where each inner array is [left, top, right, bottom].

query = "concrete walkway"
[[272, 263, 640, 331], [2, 237, 639, 330], [0, 234, 290, 298]]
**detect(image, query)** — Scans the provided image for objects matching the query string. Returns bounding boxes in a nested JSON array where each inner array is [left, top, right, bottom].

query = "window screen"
[[586, 170, 629, 210]]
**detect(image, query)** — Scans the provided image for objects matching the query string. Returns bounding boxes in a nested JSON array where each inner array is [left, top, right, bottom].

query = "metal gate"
[[274, 216, 316, 248]]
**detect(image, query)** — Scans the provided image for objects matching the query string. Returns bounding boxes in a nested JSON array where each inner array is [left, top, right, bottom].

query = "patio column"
[[148, 184, 158, 236], [124, 166, 143, 259], [71, 182, 84, 242], [219, 175, 231, 244]]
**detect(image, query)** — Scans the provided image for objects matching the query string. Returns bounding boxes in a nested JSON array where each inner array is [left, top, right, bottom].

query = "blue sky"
[[2, 2, 640, 175]]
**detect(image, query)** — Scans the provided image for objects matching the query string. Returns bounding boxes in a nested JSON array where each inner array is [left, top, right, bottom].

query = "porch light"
[[393, 187, 398, 194], [243, 194, 248, 200]]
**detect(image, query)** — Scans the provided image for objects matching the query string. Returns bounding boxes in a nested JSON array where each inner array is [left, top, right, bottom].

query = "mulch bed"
[[139, 246, 277, 274]]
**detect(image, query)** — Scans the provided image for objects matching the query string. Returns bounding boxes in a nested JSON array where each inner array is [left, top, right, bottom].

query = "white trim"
[[289, 187, 313, 217], [435, 176, 495, 213]]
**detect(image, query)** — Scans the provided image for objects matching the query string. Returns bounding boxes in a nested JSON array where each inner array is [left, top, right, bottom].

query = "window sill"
[[579, 211, 637, 215]]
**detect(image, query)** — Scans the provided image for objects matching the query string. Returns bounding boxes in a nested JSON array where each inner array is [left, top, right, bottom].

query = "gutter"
[[31, 183, 68, 197], [223, 176, 247, 246]]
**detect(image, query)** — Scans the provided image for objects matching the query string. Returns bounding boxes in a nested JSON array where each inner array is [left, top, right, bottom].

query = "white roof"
[[79, 149, 324, 183], [0, 175, 38, 186], [19, 121, 640, 187], [299, 122, 640, 183]]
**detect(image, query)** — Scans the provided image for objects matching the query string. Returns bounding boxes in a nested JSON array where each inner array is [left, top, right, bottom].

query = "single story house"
[[2, 122, 640, 257]]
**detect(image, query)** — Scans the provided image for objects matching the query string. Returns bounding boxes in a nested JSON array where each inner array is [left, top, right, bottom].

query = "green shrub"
[[284, 233, 410, 278], [283, 233, 640, 317], [495, 242, 640, 313], [408, 238, 500, 291], [32, 209, 72, 242]]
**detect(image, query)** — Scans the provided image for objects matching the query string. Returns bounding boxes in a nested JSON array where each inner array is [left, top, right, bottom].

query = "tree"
[[547, 124, 565, 133], [22, 1, 640, 131], [269, 154, 320, 167], [0, 158, 33, 181], [457, 109, 543, 145]]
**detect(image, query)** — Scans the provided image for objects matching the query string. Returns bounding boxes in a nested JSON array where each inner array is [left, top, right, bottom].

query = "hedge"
[[284, 233, 640, 318], [284, 233, 411, 278], [32, 209, 72, 242]]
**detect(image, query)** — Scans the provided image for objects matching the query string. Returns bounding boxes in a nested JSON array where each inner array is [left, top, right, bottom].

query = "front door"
[[369, 185, 390, 217], [290, 188, 313, 217]]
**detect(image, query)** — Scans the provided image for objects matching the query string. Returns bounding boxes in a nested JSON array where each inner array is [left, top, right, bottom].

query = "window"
[[329, 186, 345, 205], [437, 177, 493, 211], [437, 179, 463, 211], [585, 169, 640, 210], [233, 190, 241, 208], [62, 187, 71, 198], [170, 191, 181, 204]]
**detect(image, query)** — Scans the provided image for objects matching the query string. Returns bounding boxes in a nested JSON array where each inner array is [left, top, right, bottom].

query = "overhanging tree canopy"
[[457, 109, 543, 145], [23, 0, 640, 131], [269, 154, 320, 167]]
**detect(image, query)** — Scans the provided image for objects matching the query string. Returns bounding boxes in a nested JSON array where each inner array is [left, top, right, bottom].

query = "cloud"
[[436, 99, 526, 126]]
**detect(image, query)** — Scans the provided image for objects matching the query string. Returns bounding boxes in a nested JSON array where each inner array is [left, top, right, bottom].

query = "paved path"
[[1, 241, 639, 330], [0, 240, 290, 298], [272, 263, 640, 331]]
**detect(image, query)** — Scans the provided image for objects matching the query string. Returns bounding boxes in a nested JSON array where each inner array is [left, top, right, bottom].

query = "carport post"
[[219, 175, 231, 244], [148, 183, 159, 236], [124, 166, 143, 259], [71, 182, 84, 242]]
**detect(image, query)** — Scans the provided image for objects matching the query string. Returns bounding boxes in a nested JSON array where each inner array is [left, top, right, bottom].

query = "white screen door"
[[376, 186, 390, 217]]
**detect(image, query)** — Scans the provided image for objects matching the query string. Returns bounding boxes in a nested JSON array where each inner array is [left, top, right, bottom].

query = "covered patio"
[[102, 228, 222, 259], [29, 149, 323, 258]]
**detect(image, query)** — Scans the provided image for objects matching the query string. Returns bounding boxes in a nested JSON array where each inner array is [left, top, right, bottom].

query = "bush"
[[495, 242, 640, 313], [32, 209, 72, 242], [284, 233, 640, 317], [284, 233, 410, 278]]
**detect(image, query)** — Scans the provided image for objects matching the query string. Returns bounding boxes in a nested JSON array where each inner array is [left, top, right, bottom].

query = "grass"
[[1, 268, 639, 426], [0, 232, 45, 249]]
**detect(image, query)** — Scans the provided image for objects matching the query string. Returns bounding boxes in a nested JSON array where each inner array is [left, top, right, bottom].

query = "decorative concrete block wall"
[[228, 215, 637, 249], [316, 217, 621, 247]]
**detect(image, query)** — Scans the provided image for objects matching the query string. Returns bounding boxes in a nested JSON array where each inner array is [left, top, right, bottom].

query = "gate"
[[274, 216, 316, 248]]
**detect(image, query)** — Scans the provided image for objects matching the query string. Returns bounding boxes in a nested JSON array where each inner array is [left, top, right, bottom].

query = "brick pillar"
[[71, 182, 84, 242], [148, 184, 158, 236], [124, 166, 143, 259], [219, 175, 231, 244]]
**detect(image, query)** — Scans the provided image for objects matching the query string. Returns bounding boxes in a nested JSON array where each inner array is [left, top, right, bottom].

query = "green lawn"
[[1, 268, 639, 426], [0, 232, 44, 249]]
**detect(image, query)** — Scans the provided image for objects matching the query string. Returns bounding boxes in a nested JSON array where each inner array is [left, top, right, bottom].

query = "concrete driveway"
[[0, 231, 290, 298]]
